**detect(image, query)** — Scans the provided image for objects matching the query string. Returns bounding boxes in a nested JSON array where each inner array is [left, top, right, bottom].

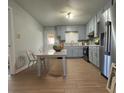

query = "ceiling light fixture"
[[66, 12, 73, 19]]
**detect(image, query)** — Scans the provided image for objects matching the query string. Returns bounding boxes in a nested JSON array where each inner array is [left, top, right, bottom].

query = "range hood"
[[88, 31, 94, 38]]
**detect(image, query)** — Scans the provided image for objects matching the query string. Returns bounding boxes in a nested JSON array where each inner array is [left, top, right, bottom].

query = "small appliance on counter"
[[88, 31, 94, 38], [94, 37, 100, 45], [82, 40, 89, 46]]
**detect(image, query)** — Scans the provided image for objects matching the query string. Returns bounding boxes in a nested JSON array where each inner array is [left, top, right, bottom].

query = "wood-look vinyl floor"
[[8, 58, 109, 93]]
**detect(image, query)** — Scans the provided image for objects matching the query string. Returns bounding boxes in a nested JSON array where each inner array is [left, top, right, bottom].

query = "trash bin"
[[48, 58, 63, 76]]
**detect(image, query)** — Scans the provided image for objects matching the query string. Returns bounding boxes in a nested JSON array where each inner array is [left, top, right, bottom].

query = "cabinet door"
[[89, 47, 91, 62], [60, 26, 65, 40], [94, 16, 97, 37], [78, 48, 83, 57], [89, 47, 92, 62], [93, 47, 97, 65], [65, 47, 73, 57], [79, 30, 86, 40], [72, 47, 79, 57], [96, 47, 100, 67], [86, 24, 89, 39], [56, 26, 65, 40], [56, 26, 61, 35], [78, 30, 82, 40]]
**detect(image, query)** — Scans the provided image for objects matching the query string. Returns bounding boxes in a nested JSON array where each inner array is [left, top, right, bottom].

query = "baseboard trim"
[[101, 73, 108, 79]]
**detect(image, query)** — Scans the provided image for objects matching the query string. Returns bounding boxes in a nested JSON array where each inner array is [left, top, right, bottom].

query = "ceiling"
[[15, 0, 109, 26]]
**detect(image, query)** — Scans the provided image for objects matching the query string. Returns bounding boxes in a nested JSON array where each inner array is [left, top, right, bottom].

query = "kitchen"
[[8, 0, 116, 93]]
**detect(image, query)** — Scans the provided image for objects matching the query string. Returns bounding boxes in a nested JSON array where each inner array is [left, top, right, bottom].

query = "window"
[[65, 31, 78, 43], [47, 32, 55, 45]]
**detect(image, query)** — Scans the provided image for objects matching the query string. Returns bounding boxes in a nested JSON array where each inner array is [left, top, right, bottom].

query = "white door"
[[8, 7, 16, 75]]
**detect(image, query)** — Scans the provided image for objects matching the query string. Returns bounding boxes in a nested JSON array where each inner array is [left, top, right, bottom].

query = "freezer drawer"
[[102, 55, 111, 78]]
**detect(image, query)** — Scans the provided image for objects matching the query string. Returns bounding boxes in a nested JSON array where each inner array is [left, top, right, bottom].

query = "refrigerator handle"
[[108, 22, 111, 54]]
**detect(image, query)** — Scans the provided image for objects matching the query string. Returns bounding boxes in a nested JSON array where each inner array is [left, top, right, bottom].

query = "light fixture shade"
[[66, 12, 73, 19], [70, 13, 73, 19]]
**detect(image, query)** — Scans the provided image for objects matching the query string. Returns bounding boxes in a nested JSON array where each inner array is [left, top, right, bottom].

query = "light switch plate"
[[16, 33, 21, 39]]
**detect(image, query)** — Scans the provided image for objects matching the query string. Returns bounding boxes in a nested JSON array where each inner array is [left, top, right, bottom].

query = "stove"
[[83, 46, 89, 62]]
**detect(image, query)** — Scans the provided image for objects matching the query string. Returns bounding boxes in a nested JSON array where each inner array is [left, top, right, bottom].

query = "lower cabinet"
[[67, 47, 73, 57], [65, 46, 83, 57], [78, 47, 83, 57], [89, 46, 100, 68], [89, 46, 93, 62], [96, 47, 100, 67], [73, 47, 79, 57]]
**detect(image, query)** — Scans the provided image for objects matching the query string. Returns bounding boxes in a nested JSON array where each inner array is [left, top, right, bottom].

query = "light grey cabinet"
[[65, 46, 72, 57], [79, 30, 86, 40], [89, 46, 93, 62], [73, 47, 79, 57], [78, 47, 83, 57], [93, 46, 97, 65], [93, 46, 100, 68], [78, 26, 86, 40], [56, 26, 65, 40], [96, 47, 100, 67], [89, 46, 100, 68], [65, 46, 83, 57], [86, 15, 98, 37], [86, 24, 89, 39], [56, 26, 86, 41], [67, 47, 73, 57], [61, 26, 66, 40]]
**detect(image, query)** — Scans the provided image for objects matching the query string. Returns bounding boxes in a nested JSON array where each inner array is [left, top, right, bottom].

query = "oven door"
[[83, 47, 89, 61]]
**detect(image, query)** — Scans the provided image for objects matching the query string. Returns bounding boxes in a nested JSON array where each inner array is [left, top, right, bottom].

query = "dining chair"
[[26, 49, 46, 73], [26, 50, 37, 68]]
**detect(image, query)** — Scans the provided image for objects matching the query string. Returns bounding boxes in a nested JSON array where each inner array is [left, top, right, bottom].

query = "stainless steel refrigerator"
[[99, 0, 116, 78]]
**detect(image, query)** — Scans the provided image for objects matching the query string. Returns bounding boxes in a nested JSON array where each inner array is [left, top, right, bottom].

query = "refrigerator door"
[[103, 55, 111, 77], [105, 21, 111, 55], [102, 21, 112, 78], [107, 21, 112, 54], [99, 46, 104, 71]]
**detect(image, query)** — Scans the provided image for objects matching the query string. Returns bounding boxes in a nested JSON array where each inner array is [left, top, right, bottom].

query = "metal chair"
[[26, 50, 37, 68], [26, 49, 47, 73]]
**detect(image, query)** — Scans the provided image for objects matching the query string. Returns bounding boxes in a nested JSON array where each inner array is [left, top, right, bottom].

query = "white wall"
[[9, 0, 44, 72]]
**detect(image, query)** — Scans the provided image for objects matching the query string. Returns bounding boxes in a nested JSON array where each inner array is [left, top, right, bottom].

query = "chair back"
[[26, 50, 35, 61]]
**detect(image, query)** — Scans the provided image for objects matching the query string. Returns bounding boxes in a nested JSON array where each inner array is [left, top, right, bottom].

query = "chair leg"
[[44, 58, 49, 72], [41, 61, 44, 73], [28, 61, 34, 70], [43, 60, 46, 70], [28, 61, 31, 68], [32, 61, 35, 70]]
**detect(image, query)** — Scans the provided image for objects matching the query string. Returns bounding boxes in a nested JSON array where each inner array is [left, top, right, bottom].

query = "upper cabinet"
[[86, 15, 100, 38], [66, 26, 86, 40], [56, 25, 86, 41], [56, 26, 65, 40], [78, 26, 86, 40]]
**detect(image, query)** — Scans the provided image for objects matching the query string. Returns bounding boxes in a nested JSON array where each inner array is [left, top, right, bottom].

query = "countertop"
[[64, 45, 100, 47]]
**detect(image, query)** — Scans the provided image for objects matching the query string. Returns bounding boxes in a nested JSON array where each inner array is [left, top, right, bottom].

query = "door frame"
[[8, 7, 16, 75]]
